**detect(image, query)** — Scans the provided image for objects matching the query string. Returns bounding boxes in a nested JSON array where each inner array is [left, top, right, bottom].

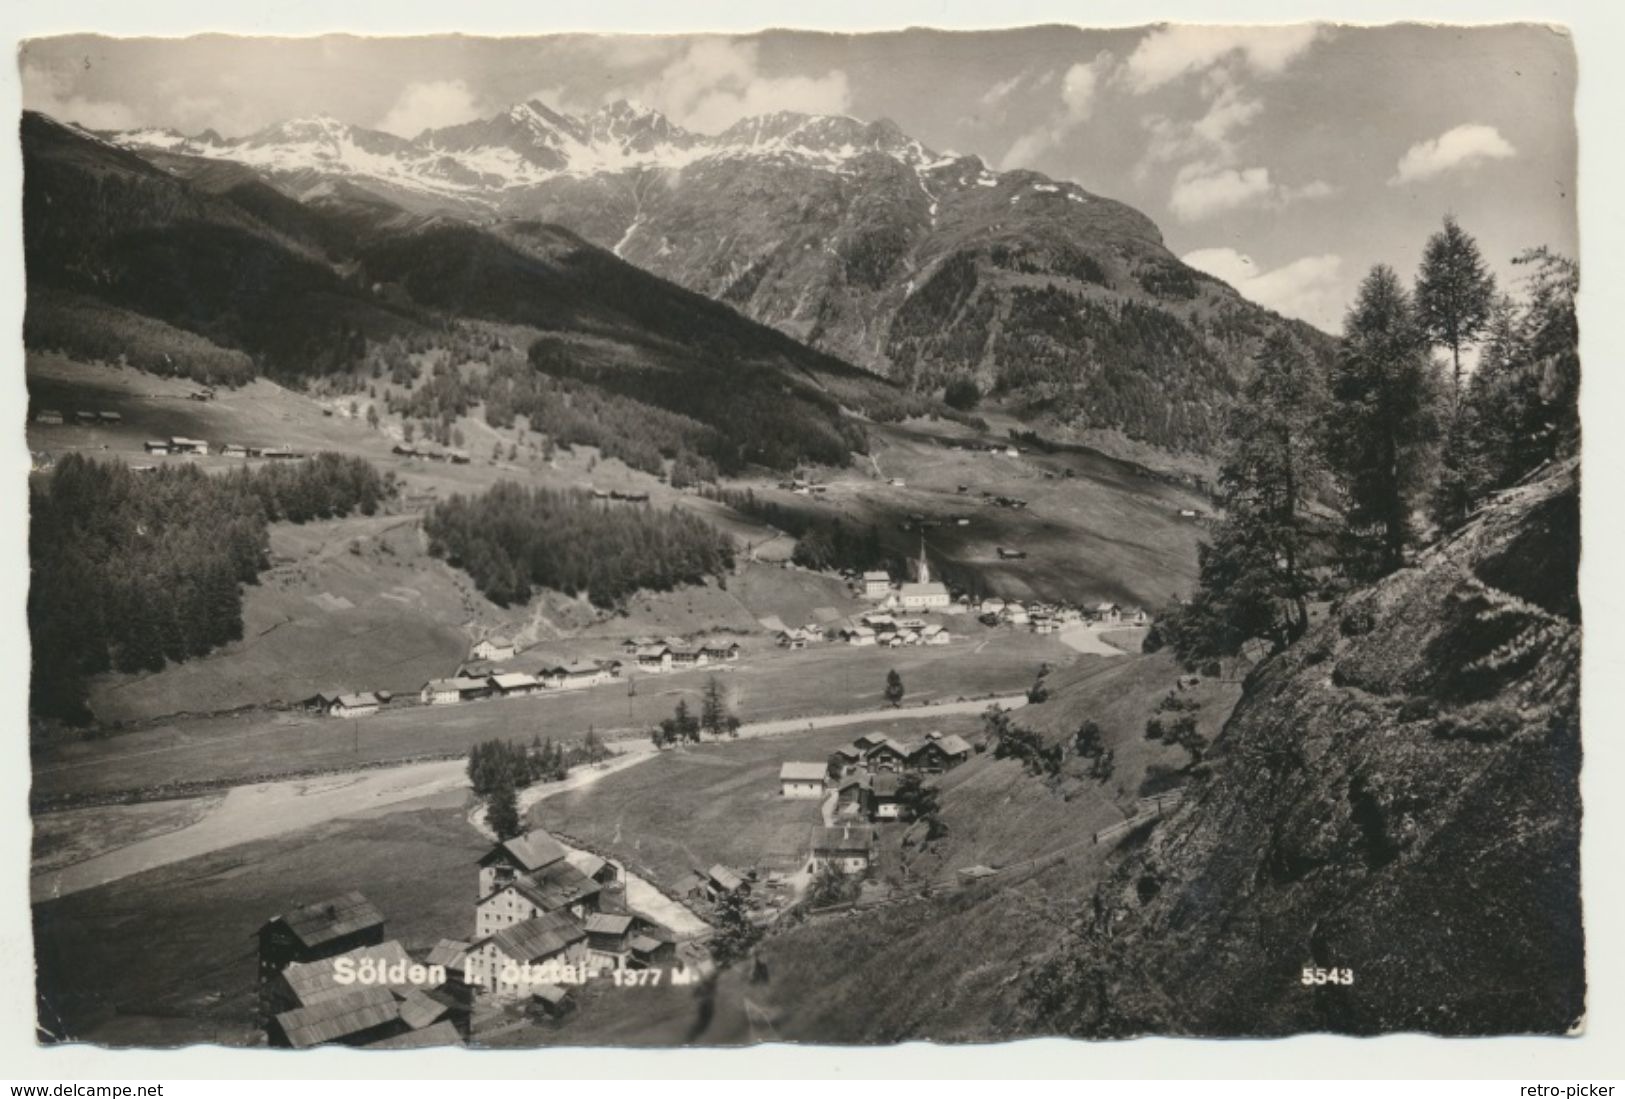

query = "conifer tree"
[[1416, 215, 1496, 400]]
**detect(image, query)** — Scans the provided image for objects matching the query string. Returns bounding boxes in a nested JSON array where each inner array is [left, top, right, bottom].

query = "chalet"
[[1092, 602, 1123, 625], [583, 912, 636, 971], [34, 409, 63, 425], [465, 912, 591, 1001], [419, 677, 490, 705], [478, 828, 569, 898], [870, 773, 906, 821], [169, 436, 209, 455], [1178, 507, 1202, 519], [634, 645, 673, 673], [701, 640, 741, 662], [261, 447, 304, 460], [810, 824, 874, 874], [98, 411, 122, 424], [471, 637, 516, 663], [834, 773, 871, 818], [863, 738, 909, 772], [777, 630, 807, 651], [936, 734, 973, 766], [269, 984, 404, 1049], [1031, 617, 1059, 635], [668, 644, 707, 668], [844, 626, 877, 647], [490, 672, 542, 698], [425, 939, 472, 1002], [74, 410, 98, 424], [474, 859, 601, 939], [861, 611, 896, 629], [906, 738, 954, 774], [1005, 606, 1031, 626], [221, 443, 249, 458], [920, 624, 950, 645], [1122, 606, 1148, 626], [861, 570, 893, 599], [396, 987, 454, 1033], [622, 636, 656, 656], [828, 744, 864, 777], [257, 891, 386, 987], [143, 440, 170, 455], [779, 761, 827, 799], [329, 692, 381, 718], [979, 598, 1006, 616]]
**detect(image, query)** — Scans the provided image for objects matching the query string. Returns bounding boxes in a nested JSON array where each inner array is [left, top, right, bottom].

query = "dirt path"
[[1058, 623, 1133, 656], [32, 694, 1028, 906]]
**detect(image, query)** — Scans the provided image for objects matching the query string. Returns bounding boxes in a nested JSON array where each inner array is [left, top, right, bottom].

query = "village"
[[299, 542, 1146, 722], [251, 690, 988, 1049]]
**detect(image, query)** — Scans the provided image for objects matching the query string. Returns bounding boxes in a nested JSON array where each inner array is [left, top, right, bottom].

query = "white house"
[[845, 626, 877, 647], [328, 693, 380, 718], [861, 570, 893, 599], [464, 913, 591, 1002], [420, 679, 462, 706], [471, 637, 516, 663], [779, 761, 827, 799], [634, 645, 672, 674]]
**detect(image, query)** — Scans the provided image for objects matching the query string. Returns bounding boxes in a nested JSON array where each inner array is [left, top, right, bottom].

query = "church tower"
[[917, 535, 930, 584]]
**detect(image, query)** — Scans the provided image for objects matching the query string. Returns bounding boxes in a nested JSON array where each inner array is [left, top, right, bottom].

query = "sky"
[[17, 25, 1577, 334]]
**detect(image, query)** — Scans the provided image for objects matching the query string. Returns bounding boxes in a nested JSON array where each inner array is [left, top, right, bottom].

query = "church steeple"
[[917, 534, 930, 584]]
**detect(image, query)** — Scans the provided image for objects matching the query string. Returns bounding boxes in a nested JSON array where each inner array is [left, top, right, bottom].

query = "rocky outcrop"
[[1025, 460, 1584, 1036]]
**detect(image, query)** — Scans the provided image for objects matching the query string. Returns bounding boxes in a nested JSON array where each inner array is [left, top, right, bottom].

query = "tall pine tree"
[[1326, 265, 1443, 579], [1415, 215, 1496, 399]]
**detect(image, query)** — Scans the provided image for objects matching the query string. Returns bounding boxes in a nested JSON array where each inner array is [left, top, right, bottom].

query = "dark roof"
[[365, 1020, 463, 1050], [937, 734, 973, 756], [629, 934, 665, 954], [510, 859, 601, 912], [812, 825, 874, 855], [530, 983, 571, 1005], [270, 891, 385, 951], [481, 829, 568, 872], [274, 985, 399, 1049], [837, 774, 870, 791], [707, 864, 746, 892], [486, 911, 586, 963], [871, 773, 902, 797]]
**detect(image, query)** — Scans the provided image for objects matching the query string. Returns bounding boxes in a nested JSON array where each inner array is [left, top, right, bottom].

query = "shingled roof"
[[510, 858, 601, 912], [280, 941, 427, 1007], [270, 891, 384, 951], [486, 911, 587, 964], [779, 761, 828, 782], [481, 829, 568, 872], [365, 1020, 462, 1050], [274, 985, 400, 1049]]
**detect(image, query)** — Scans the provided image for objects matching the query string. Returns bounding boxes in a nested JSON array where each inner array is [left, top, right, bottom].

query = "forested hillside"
[[23, 111, 931, 476], [28, 453, 391, 721]]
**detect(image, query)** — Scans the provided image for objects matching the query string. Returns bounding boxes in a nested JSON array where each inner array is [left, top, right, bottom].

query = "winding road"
[[31, 693, 1030, 906]]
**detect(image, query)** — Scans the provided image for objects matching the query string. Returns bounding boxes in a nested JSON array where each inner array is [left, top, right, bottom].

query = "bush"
[[944, 377, 982, 411]]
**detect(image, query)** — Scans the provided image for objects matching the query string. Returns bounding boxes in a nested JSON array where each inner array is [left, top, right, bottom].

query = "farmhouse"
[[843, 625, 877, 647], [634, 645, 673, 673], [863, 738, 909, 772], [490, 672, 542, 698], [629, 934, 677, 970], [828, 744, 864, 777], [419, 677, 490, 705], [1092, 602, 1122, 624], [74, 410, 98, 424], [474, 858, 601, 939], [464, 912, 591, 1001], [905, 738, 956, 774], [220, 443, 249, 458], [471, 637, 516, 663], [257, 891, 386, 986], [810, 824, 874, 874], [425, 939, 472, 1001], [694, 864, 750, 904], [564, 850, 621, 886], [169, 436, 209, 455], [366, 1019, 463, 1049], [779, 761, 827, 799], [777, 630, 807, 650], [701, 639, 742, 662], [1122, 607, 1148, 626], [834, 774, 871, 818], [143, 440, 170, 455], [920, 624, 950, 645], [328, 692, 381, 718], [478, 828, 569, 898], [34, 409, 63, 425], [668, 644, 707, 668]]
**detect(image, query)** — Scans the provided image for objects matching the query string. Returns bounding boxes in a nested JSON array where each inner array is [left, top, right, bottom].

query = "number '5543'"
[[1302, 967, 1355, 986]]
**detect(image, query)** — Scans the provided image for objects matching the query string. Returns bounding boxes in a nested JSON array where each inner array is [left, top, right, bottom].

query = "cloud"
[[612, 39, 851, 133], [1001, 53, 1114, 169], [1168, 163, 1336, 222], [375, 79, 485, 137], [981, 72, 1028, 106], [21, 63, 140, 130], [1122, 25, 1326, 93], [1183, 247, 1344, 328], [1388, 123, 1517, 185]]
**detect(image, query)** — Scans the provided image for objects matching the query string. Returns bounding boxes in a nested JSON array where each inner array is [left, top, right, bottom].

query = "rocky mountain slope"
[[112, 100, 1334, 458], [1027, 458, 1583, 1037]]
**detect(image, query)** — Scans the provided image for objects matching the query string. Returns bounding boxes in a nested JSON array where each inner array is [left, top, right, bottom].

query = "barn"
[[779, 761, 827, 799]]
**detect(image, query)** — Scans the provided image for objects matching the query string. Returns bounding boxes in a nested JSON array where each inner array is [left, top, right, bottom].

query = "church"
[[897, 537, 951, 611]]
